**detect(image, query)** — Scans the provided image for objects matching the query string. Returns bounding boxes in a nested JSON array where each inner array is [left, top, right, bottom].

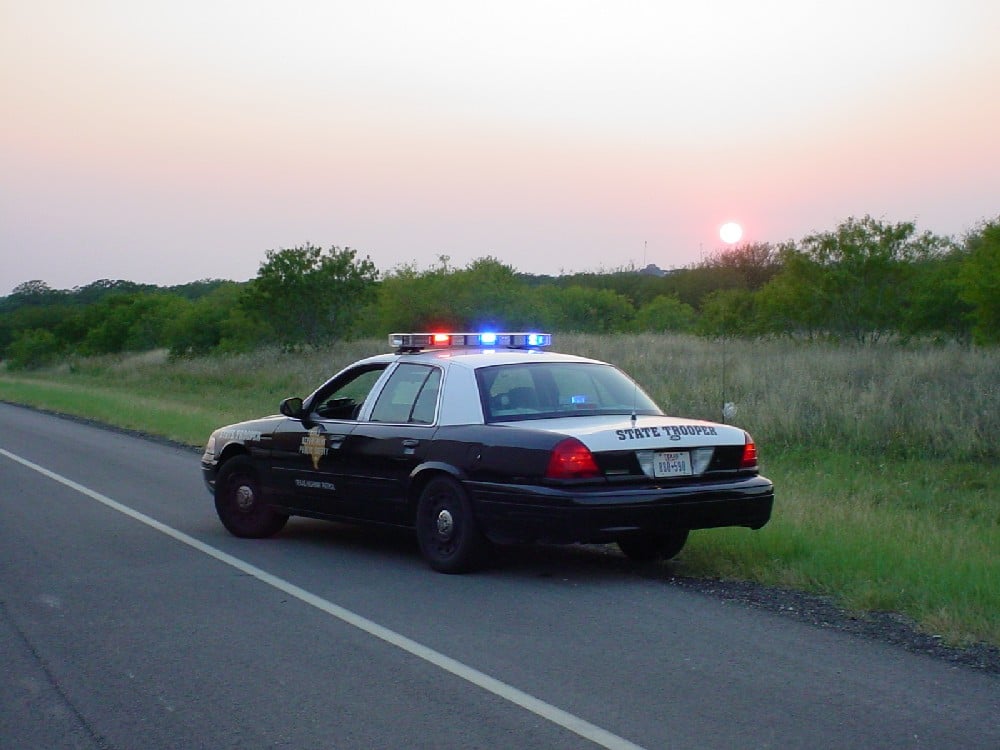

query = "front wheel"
[[214, 456, 288, 538], [617, 529, 689, 562], [415, 477, 487, 573]]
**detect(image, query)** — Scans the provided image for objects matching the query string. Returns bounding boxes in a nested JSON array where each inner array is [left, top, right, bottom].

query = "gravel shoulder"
[[663, 573, 1000, 674]]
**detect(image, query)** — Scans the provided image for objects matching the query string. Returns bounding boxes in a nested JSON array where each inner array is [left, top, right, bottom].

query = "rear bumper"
[[467, 474, 774, 544]]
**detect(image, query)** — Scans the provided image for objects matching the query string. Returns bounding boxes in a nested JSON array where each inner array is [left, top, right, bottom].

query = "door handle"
[[402, 439, 419, 448]]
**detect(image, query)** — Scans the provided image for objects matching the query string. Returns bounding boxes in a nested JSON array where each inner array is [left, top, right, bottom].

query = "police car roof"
[[403, 347, 602, 369]]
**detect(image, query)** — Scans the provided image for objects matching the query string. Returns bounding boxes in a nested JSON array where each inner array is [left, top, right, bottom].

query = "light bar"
[[389, 332, 552, 351]]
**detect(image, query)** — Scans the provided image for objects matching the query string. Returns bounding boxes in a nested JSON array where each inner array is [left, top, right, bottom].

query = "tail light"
[[740, 432, 759, 469], [546, 438, 601, 479]]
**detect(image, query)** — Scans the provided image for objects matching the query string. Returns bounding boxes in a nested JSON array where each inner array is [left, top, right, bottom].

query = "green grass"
[[0, 376, 225, 445], [1, 336, 997, 647], [682, 449, 1000, 646]]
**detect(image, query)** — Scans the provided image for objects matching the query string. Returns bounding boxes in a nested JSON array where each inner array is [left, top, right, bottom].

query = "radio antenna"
[[631, 376, 638, 423], [721, 332, 728, 423], [720, 331, 737, 423]]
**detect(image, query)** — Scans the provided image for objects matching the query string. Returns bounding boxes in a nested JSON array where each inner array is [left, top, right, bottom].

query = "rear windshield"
[[476, 362, 662, 423]]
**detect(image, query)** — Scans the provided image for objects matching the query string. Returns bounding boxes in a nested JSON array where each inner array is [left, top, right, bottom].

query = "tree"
[[79, 293, 187, 354], [759, 216, 949, 342], [698, 242, 782, 291], [756, 243, 828, 338], [900, 246, 971, 343], [4, 280, 64, 309], [367, 256, 540, 334], [542, 285, 635, 332], [957, 218, 1000, 345], [363, 258, 455, 334], [166, 283, 270, 356], [5, 329, 63, 370], [445, 257, 536, 330], [242, 244, 379, 346], [633, 294, 696, 333], [697, 289, 758, 338]]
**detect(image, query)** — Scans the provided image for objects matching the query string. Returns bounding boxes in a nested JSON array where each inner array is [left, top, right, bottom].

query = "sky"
[[2, 1, 999, 295]]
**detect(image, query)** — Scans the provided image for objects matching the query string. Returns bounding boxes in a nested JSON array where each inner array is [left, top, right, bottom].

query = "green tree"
[[542, 285, 635, 332], [70, 279, 156, 305], [697, 289, 758, 337], [368, 256, 539, 334], [633, 294, 696, 332], [756, 243, 827, 338], [957, 218, 1000, 345], [759, 216, 948, 342], [900, 246, 971, 343], [164, 283, 260, 356], [699, 242, 782, 291], [4, 280, 65, 308], [5, 329, 64, 370], [445, 257, 536, 330], [80, 293, 187, 354], [0, 301, 76, 356], [242, 244, 379, 346], [366, 258, 455, 334]]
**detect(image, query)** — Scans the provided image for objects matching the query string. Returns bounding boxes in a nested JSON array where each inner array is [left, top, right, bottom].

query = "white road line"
[[1, 447, 647, 750]]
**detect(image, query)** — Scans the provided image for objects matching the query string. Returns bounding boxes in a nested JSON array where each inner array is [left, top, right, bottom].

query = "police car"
[[201, 333, 774, 573]]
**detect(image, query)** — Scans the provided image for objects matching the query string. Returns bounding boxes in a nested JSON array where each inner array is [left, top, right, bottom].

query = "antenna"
[[720, 332, 737, 423], [721, 332, 727, 422]]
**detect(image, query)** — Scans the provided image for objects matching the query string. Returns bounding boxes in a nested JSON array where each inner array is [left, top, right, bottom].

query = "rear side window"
[[370, 363, 441, 424], [477, 362, 661, 422]]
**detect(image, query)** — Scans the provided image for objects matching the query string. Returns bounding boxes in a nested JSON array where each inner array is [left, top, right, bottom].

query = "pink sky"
[[2, 1, 998, 294]]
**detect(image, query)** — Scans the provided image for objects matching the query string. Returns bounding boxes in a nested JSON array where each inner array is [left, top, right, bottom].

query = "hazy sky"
[[2, 1, 998, 295]]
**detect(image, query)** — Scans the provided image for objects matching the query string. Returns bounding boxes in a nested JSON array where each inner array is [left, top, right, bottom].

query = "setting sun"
[[720, 222, 743, 244]]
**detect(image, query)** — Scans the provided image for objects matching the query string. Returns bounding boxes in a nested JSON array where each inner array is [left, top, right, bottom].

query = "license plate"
[[654, 451, 692, 477]]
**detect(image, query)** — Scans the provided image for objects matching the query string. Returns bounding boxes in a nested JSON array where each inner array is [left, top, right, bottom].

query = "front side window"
[[370, 363, 441, 424], [311, 365, 387, 420], [477, 362, 661, 422]]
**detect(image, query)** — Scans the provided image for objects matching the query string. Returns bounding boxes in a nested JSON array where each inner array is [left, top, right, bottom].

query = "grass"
[[1, 335, 997, 646], [683, 449, 999, 646]]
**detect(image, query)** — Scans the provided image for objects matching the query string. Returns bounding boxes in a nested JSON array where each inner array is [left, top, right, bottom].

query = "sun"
[[719, 221, 743, 244]]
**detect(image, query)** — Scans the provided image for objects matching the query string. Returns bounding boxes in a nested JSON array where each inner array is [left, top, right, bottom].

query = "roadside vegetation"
[[3, 216, 1000, 370], [2, 335, 997, 647]]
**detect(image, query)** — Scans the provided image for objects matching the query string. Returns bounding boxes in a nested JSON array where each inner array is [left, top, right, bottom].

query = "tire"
[[617, 529, 689, 562], [415, 477, 487, 573], [214, 456, 288, 538]]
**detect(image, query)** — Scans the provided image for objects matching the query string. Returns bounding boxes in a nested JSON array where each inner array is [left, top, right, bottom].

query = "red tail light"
[[546, 438, 601, 479], [740, 432, 758, 469]]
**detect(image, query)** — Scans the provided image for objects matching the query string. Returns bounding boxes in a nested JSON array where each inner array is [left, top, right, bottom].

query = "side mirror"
[[280, 397, 304, 419]]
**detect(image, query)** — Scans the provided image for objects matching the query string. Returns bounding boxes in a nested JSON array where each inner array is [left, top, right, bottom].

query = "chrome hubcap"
[[235, 484, 255, 511], [436, 509, 454, 538]]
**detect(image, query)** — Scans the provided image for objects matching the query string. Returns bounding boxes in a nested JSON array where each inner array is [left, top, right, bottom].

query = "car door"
[[269, 364, 388, 517], [340, 362, 442, 524]]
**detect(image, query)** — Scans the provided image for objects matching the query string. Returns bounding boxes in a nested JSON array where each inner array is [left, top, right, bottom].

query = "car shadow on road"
[[274, 517, 682, 583], [253, 519, 1000, 674]]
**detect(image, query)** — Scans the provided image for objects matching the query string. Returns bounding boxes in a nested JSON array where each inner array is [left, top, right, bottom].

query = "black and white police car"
[[202, 332, 774, 573]]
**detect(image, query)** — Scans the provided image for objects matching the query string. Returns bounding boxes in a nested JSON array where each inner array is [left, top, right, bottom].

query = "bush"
[[6, 329, 64, 370], [634, 294, 696, 333]]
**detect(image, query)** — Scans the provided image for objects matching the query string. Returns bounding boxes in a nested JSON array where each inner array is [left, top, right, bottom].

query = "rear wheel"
[[617, 529, 689, 562], [214, 456, 288, 538], [415, 477, 487, 573]]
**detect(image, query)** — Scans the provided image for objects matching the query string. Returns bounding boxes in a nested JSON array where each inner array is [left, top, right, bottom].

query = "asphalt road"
[[1, 402, 998, 749]]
